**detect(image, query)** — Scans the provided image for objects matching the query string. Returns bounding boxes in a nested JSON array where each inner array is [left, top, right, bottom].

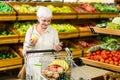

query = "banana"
[[49, 59, 69, 70]]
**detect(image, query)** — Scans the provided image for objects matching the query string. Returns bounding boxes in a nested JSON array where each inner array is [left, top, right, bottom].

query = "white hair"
[[36, 6, 52, 18]]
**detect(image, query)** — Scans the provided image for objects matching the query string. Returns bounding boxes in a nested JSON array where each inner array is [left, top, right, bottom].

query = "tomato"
[[113, 57, 119, 62], [109, 60, 114, 65], [102, 54, 108, 60], [105, 59, 109, 64], [100, 58, 104, 63], [108, 58, 112, 61], [114, 61, 119, 66], [86, 53, 92, 59], [101, 50, 106, 55], [90, 56, 94, 60], [96, 50, 101, 55]]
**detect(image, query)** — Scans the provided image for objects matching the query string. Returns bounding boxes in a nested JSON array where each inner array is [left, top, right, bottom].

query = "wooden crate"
[[0, 24, 19, 44], [12, 44, 24, 58], [59, 32, 79, 39], [0, 46, 23, 71], [36, 2, 77, 19], [8, 2, 77, 20], [7, 2, 38, 20], [0, 2, 16, 21], [81, 57, 120, 72], [70, 3, 100, 19], [60, 40, 83, 58], [100, 12, 118, 18], [91, 27, 120, 36]]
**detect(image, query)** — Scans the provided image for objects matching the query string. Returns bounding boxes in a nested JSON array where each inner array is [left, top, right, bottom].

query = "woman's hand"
[[30, 35, 38, 45], [54, 42, 63, 51]]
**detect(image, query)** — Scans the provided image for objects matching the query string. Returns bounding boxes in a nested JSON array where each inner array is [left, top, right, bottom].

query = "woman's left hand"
[[54, 42, 63, 51]]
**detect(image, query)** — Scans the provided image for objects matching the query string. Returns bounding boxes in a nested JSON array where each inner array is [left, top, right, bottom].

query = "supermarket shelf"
[[0, 64, 22, 71], [81, 57, 120, 72], [0, 46, 23, 71], [0, 13, 16, 21], [90, 27, 120, 36]]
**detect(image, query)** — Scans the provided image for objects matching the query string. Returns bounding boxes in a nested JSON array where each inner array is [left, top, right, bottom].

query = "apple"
[[31, 35, 38, 41]]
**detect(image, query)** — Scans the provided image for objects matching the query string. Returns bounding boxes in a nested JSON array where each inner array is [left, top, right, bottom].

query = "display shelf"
[[90, 27, 120, 36], [100, 12, 118, 18], [79, 31, 97, 37], [0, 26, 19, 44], [0, 2, 17, 21], [81, 57, 120, 72], [59, 32, 79, 39], [0, 13, 16, 21], [0, 64, 22, 71], [7, 2, 77, 20], [0, 46, 23, 71]]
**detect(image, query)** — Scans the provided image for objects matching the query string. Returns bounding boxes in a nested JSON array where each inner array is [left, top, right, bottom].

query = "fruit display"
[[0, 50, 17, 60], [13, 4, 40, 13], [72, 3, 97, 13], [42, 59, 70, 80], [0, 30, 13, 36], [96, 35, 120, 43], [50, 23, 77, 32], [93, 3, 118, 12], [77, 39, 100, 48], [0, 2, 14, 13], [47, 5, 72, 13], [71, 37, 100, 48], [86, 49, 120, 66], [95, 17, 120, 30], [13, 21, 36, 35], [107, 17, 120, 29], [85, 39, 120, 66]]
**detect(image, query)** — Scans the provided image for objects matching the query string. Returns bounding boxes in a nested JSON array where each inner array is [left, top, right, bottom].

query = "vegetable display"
[[0, 2, 13, 13], [0, 50, 17, 60]]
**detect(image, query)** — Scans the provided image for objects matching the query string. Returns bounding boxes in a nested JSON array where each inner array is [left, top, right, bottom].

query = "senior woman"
[[21, 6, 62, 80]]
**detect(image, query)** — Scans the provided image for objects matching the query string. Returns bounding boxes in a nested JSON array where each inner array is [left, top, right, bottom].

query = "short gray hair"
[[36, 6, 52, 18]]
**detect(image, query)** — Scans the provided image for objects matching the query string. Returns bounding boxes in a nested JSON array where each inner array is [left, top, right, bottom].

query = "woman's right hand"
[[30, 35, 38, 45]]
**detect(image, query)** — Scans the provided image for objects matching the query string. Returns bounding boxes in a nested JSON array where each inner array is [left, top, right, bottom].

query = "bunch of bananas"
[[49, 59, 69, 71]]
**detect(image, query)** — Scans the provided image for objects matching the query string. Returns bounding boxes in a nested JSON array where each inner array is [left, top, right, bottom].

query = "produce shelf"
[[59, 32, 79, 39], [0, 64, 22, 71], [0, 2, 17, 21], [81, 57, 120, 72], [0, 46, 23, 71], [100, 12, 118, 18], [90, 27, 120, 36], [0, 13, 16, 21], [79, 31, 97, 37], [37, 2, 77, 19], [0, 26, 19, 44], [7, 2, 77, 20]]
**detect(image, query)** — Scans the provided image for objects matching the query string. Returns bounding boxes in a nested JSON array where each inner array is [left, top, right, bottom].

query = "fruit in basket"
[[57, 67, 64, 73], [52, 72, 59, 79], [49, 59, 69, 71], [42, 65, 62, 79], [46, 70, 53, 77]]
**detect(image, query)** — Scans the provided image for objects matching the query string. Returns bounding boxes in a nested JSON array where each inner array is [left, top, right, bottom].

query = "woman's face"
[[38, 17, 51, 29]]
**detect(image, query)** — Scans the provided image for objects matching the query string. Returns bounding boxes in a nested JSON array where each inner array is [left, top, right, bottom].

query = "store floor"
[[0, 68, 22, 80]]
